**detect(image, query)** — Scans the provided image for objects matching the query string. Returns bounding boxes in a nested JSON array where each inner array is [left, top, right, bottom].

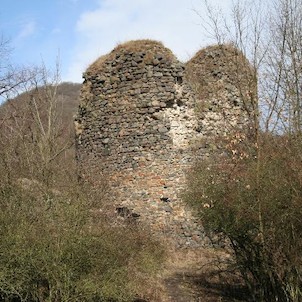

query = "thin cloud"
[[16, 20, 36, 40], [51, 27, 61, 35], [65, 0, 232, 82]]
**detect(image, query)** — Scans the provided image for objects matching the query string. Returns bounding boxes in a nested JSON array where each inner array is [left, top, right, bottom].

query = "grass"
[[0, 179, 165, 302], [86, 39, 176, 74]]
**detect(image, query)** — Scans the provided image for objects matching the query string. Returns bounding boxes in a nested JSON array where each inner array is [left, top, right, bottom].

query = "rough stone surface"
[[75, 40, 257, 248]]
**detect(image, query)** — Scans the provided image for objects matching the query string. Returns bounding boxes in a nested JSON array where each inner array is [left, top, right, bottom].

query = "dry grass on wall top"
[[86, 39, 177, 75]]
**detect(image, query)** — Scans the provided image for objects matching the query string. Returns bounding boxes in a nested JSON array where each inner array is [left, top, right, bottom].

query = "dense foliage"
[[0, 79, 165, 302], [185, 136, 302, 301], [0, 182, 164, 302]]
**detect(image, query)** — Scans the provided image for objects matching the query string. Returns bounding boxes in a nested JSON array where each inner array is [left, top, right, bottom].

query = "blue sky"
[[1, 0, 233, 83]]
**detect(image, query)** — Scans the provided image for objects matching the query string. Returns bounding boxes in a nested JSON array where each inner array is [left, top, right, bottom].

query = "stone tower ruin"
[[75, 40, 256, 247]]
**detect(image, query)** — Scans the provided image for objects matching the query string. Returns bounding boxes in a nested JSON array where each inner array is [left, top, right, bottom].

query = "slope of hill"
[[0, 82, 81, 188]]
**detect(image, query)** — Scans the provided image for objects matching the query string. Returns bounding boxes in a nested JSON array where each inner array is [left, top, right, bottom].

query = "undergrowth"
[[184, 135, 302, 301], [0, 183, 164, 302]]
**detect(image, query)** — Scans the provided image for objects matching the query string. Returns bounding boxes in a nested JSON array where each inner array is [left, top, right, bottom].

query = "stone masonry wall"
[[186, 44, 257, 141], [75, 40, 256, 248]]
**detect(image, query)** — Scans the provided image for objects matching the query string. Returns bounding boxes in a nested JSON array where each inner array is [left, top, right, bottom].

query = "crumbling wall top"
[[185, 43, 256, 101], [86, 39, 177, 75]]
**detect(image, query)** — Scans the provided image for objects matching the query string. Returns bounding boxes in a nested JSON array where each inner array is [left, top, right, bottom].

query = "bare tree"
[[188, 1, 302, 300], [0, 60, 75, 196], [265, 0, 302, 134], [195, 0, 302, 135], [0, 35, 35, 102]]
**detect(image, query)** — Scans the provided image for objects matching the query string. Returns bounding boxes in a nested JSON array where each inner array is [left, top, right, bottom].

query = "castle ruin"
[[75, 40, 256, 248]]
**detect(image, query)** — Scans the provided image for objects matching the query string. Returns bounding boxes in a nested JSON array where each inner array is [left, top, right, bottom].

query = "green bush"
[[0, 77, 165, 301], [0, 184, 164, 302], [184, 136, 302, 301]]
